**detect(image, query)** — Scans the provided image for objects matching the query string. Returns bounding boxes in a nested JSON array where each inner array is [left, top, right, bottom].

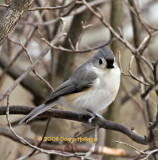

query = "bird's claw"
[[88, 112, 104, 125]]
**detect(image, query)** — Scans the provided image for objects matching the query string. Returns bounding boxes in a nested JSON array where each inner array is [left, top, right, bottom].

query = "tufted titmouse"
[[20, 46, 120, 124]]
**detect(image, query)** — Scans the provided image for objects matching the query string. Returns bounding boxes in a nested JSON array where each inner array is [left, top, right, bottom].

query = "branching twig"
[[0, 27, 37, 80], [18, 118, 51, 160], [20, 0, 106, 27], [128, 56, 150, 86], [20, 41, 54, 92], [76, 22, 93, 50], [82, 0, 136, 54], [79, 126, 99, 159], [121, 80, 148, 125], [41, 36, 116, 53], [5, 98, 76, 157], [0, 19, 66, 101], [115, 141, 146, 155], [29, 0, 76, 11]]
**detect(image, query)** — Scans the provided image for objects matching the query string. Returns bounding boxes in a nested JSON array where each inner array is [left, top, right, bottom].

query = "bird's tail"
[[19, 102, 56, 124]]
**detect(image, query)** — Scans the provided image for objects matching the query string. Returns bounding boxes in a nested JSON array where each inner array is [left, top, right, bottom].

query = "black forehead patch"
[[93, 46, 115, 60]]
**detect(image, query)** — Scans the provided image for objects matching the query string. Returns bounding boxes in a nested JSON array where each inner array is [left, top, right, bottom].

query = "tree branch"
[[0, 0, 34, 46], [0, 105, 152, 145]]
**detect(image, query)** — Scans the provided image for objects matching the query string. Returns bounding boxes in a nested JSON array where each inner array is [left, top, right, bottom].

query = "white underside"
[[58, 65, 120, 113]]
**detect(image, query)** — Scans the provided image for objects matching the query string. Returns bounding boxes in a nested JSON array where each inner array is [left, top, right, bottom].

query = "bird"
[[19, 46, 121, 124]]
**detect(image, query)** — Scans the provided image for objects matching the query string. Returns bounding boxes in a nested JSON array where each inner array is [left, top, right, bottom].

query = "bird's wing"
[[45, 64, 97, 104]]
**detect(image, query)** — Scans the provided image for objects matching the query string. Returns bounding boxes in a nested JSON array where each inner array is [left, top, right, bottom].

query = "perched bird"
[[20, 46, 120, 124]]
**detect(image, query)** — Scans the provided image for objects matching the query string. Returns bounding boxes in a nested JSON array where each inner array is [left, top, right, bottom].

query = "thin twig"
[[128, 56, 150, 86], [140, 56, 153, 71], [20, 41, 54, 91], [82, 0, 136, 54], [0, 19, 66, 101], [125, 0, 158, 55], [20, 0, 106, 27], [76, 22, 93, 50], [0, 27, 37, 80], [81, 126, 99, 159], [115, 141, 147, 155], [121, 79, 148, 125], [5, 97, 75, 157], [42, 36, 116, 53], [29, 0, 76, 11], [132, 0, 152, 35], [0, 4, 8, 7], [140, 149, 158, 160], [17, 118, 51, 160]]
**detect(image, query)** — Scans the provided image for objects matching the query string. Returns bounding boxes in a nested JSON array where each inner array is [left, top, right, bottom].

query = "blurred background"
[[0, 0, 157, 160]]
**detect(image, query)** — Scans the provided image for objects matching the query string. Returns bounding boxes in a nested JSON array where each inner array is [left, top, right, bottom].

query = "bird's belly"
[[59, 63, 120, 113], [59, 83, 118, 113]]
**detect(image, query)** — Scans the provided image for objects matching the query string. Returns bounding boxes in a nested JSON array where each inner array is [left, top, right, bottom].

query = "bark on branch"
[[0, 105, 152, 145], [0, 0, 34, 46]]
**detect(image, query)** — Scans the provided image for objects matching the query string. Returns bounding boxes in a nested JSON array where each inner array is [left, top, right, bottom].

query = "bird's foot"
[[86, 110, 103, 125]]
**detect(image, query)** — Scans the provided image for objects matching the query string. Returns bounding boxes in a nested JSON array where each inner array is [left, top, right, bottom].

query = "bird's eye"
[[99, 58, 103, 65]]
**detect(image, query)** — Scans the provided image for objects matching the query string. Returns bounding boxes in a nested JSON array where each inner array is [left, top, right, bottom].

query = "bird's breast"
[[59, 67, 120, 113]]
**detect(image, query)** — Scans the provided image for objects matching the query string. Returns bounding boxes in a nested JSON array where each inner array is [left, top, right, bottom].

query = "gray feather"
[[45, 64, 97, 104], [93, 46, 114, 60], [19, 102, 56, 124]]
